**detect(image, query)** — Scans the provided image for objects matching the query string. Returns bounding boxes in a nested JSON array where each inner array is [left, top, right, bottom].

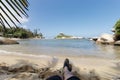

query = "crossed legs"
[[46, 58, 80, 80]]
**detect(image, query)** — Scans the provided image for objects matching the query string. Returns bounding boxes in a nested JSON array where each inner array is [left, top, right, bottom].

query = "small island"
[[54, 33, 84, 39]]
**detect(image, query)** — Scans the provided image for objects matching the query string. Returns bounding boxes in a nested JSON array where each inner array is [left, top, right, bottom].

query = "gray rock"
[[0, 38, 19, 45], [114, 41, 120, 46], [96, 33, 115, 45]]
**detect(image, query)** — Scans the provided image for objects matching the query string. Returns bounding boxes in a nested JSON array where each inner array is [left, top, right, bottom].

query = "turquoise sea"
[[0, 39, 120, 59]]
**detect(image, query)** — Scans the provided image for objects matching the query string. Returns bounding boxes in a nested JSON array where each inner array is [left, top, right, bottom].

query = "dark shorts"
[[46, 75, 80, 80], [67, 76, 80, 80]]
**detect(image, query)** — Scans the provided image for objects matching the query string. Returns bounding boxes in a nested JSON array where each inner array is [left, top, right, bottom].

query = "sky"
[[22, 0, 120, 38]]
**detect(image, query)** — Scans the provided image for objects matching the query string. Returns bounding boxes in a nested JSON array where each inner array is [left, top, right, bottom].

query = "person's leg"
[[63, 58, 81, 80], [63, 67, 73, 80], [46, 75, 62, 80], [63, 67, 80, 80]]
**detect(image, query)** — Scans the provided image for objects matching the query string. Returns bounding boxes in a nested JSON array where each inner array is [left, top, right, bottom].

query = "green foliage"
[[33, 29, 44, 38], [113, 19, 120, 41], [114, 19, 120, 35], [0, 26, 3, 32], [55, 33, 72, 39], [0, 26, 43, 39]]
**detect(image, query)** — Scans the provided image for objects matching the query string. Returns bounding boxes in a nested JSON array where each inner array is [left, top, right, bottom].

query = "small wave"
[[0, 49, 57, 60], [0, 50, 18, 54]]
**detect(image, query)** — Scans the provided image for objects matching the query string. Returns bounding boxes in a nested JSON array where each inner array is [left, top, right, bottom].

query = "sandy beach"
[[0, 53, 120, 80], [1, 0, 120, 80]]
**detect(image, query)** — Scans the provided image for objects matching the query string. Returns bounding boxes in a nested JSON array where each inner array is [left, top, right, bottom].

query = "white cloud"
[[18, 16, 29, 24], [0, 0, 29, 27], [21, 25, 28, 29]]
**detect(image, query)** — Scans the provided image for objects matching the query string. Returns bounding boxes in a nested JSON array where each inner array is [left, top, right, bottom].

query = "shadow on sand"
[[1, 59, 119, 80]]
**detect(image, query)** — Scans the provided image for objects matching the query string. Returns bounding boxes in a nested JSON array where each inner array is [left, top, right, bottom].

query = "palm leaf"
[[0, 0, 29, 28], [11, 0, 28, 17], [0, 17, 6, 30], [0, 13, 12, 28]]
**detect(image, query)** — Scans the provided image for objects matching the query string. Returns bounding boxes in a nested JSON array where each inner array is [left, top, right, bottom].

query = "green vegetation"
[[113, 19, 120, 41], [0, 1, 44, 39], [55, 33, 72, 39], [0, 0, 31, 39], [0, 26, 44, 39]]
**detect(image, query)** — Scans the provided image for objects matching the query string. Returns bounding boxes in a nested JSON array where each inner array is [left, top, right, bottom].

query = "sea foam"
[[0, 49, 57, 60]]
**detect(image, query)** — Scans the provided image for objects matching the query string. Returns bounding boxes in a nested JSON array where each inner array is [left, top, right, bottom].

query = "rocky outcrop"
[[96, 33, 115, 45], [91, 33, 120, 46], [114, 40, 120, 46], [90, 37, 98, 41], [0, 37, 19, 45]]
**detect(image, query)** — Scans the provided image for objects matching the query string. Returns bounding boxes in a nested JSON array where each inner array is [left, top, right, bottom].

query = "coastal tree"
[[33, 29, 44, 38], [0, 0, 29, 30], [113, 19, 120, 41]]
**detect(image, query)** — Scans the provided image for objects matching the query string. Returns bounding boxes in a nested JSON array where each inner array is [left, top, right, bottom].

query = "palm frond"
[[0, 0, 29, 28], [0, 16, 7, 31], [11, 0, 28, 17]]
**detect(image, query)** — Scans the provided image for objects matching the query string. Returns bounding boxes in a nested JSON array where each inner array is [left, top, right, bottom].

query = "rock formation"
[[96, 33, 114, 45], [0, 37, 19, 45]]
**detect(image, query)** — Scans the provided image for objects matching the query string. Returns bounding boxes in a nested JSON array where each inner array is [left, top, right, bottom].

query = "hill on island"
[[55, 33, 83, 39], [55, 33, 72, 39]]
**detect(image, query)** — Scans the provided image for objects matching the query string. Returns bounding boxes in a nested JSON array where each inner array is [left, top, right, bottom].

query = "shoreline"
[[0, 53, 120, 80]]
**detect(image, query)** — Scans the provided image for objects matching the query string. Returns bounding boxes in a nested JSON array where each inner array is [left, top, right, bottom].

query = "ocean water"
[[0, 39, 120, 59]]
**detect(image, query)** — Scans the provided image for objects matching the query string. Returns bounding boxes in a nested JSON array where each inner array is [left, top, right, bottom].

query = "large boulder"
[[96, 33, 115, 45], [0, 37, 19, 45], [90, 37, 98, 41], [114, 40, 120, 46]]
